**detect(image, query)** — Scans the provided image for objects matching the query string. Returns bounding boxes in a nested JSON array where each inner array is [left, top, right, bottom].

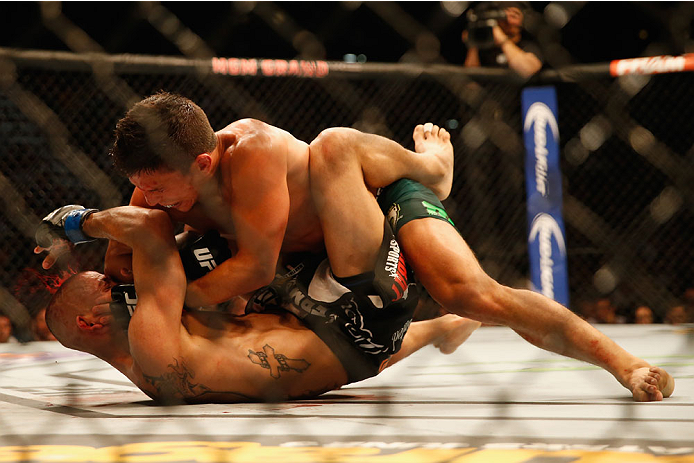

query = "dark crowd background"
[[1, 2, 691, 64], [1, 1, 693, 342]]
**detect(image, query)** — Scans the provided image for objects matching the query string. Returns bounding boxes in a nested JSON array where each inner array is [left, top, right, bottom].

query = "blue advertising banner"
[[522, 87, 570, 306]]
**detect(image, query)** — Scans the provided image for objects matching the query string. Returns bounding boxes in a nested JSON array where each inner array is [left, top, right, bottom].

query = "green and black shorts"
[[377, 179, 455, 235]]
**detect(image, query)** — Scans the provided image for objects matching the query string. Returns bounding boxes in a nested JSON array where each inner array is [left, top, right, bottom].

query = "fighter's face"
[[130, 168, 198, 212]]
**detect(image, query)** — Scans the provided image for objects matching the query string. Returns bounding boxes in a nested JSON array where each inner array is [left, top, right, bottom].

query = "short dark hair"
[[110, 91, 218, 177]]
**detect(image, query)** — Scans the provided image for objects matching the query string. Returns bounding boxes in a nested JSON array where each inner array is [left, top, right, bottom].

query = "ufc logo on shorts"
[[124, 293, 137, 316], [194, 247, 217, 271]]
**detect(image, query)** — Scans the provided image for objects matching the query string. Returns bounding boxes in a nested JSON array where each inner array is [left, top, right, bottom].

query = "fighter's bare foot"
[[432, 314, 481, 354], [412, 122, 454, 200], [628, 366, 675, 402]]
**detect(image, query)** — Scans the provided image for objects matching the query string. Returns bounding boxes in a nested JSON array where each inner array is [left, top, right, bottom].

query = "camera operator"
[[463, 2, 542, 78]]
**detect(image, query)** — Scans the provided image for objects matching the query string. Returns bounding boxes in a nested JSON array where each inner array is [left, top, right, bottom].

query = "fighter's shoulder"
[[219, 117, 269, 131], [219, 119, 278, 152], [218, 118, 276, 140]]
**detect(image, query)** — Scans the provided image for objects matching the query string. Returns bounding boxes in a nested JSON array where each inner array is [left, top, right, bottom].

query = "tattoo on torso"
[[248, 344, 310, 378], [141, 346, 311, 403], [143, 358, 209, 400], [142, 357, 250, 403]]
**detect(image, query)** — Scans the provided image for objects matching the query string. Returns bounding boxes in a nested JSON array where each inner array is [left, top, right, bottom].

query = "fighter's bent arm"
[[103, 188, 152, 282], [184, 133, 289, 308], [83, 207, 189, 372]]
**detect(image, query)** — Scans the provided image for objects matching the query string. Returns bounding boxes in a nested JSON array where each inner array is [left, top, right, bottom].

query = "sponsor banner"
[[522, 87, 570, 306], [212, 57, 329, 77], [609, 53, 694, 76]]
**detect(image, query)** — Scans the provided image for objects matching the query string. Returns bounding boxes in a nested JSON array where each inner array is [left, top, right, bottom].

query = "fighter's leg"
[[309, 123, 453, 200], [387, 314, 481, 367], [397, 217, 675, 401], [308, 133, 386, 277]]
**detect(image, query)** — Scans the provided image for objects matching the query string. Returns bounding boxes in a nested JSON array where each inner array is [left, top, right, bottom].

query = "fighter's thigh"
[[308, 135, 384, 275], [398, 218, 493, 314], [310, 127, 424, 189]]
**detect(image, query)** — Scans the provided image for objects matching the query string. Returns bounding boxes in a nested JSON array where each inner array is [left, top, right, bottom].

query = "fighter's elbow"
[[140, 209, 175, 238], [142, 208, 170, 225], [253, 265, 277, 288], [232, 249, 279, 290]]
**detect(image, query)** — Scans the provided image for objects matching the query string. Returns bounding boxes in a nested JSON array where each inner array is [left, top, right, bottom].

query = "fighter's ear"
[[193, 153, 213, 174], [76, 315, 104, 332]]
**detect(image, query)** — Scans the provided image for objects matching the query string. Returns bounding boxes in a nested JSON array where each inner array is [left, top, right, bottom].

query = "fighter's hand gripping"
[[34, 205, 99, 269]]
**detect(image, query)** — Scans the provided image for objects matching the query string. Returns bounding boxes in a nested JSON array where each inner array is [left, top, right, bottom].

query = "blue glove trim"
[[64, 209, 97, 244]]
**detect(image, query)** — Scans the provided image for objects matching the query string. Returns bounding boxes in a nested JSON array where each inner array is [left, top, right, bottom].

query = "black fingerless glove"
[[178, 230, 233, 281], [110, 284, 137, 331]]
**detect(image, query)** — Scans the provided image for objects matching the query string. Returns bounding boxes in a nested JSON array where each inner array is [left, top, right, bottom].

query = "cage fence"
[[1, 49, 693, 340], [0, 2, 692, 460]]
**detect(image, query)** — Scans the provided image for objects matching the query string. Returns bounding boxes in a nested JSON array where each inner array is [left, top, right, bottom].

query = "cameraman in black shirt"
[[463, 2, 542, 78]]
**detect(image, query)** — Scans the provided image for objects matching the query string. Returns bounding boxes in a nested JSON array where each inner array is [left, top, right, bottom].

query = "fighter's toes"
[[413, 122, 439, 142], [412, 122, 433, 143], [630, 366, 674, 401], [439, 127, 450, 143], [411, 121, 454, 200], [633, 382, 661, 402]]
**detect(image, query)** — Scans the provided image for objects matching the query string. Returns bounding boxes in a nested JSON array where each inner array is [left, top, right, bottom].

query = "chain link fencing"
[[0, 50, 692, 339], [0, 3, 692, 460]]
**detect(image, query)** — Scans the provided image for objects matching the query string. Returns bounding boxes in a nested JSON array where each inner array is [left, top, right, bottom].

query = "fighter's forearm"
[[185, 254, 276, 307], [105, 223, 191, 282], [83, 207, 174, 253]]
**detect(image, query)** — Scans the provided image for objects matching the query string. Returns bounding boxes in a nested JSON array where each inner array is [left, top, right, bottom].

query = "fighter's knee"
[[310, 127, 359, 166], [434, 275, 505, 320]]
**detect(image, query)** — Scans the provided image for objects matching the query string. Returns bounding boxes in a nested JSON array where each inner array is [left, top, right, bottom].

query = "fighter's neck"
[[89, 344, 136, 379], [190, 144, 225, 198]]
